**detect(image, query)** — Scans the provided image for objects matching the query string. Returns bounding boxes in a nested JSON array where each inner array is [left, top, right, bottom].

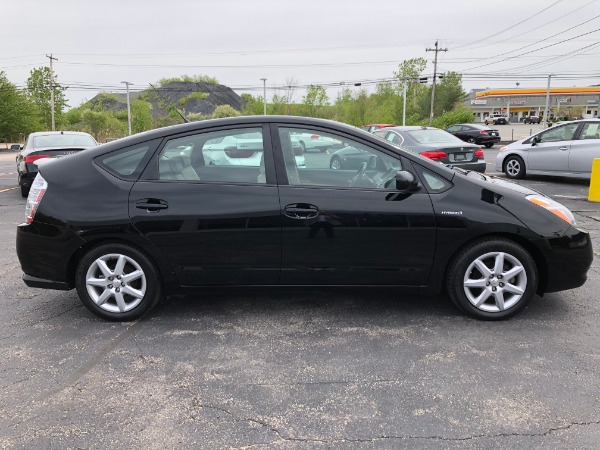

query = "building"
[[465, 87, 600, 123]]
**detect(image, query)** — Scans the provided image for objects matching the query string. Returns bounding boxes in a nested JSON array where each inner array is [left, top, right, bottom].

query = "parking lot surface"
[[1, 150, 599, 448]]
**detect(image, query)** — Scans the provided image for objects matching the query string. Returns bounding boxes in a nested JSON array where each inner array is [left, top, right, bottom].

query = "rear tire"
[[484, 143, 494, 148], [467, 138, 476, 144], [446, 238, 538, 320], [75, 243, 161, 321], [20, 182, 29, 198], [504, 155, 526, 179]]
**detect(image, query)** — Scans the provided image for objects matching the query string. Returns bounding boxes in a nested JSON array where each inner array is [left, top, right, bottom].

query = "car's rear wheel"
[[446, 238, 538, 320], [75, 243, 161, 321], [504, 155, 526, 179], [20, 182, 29, 198], [484, 143, 494, 148]]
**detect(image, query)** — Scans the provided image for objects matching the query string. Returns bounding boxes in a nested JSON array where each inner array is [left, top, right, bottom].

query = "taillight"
[[311, 134, 320, 139], [474, 149, 484, 158], [479, 130, 488, 135], [420, 151, 447, 161], [25, 174, 47, 224], [24, 154, 51, 164]]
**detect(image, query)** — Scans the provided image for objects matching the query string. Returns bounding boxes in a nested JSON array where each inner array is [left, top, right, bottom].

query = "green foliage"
[[130, 100, 153, 133], [301, 85, 329, 117], [158, 74, 219, 86], [212, 105, 241, 119], [431, 106, 475, 129], [79, 109, 126, 142], [241, 94, 265, 115], [0, 71, 40, 140], [25, 66, 68, 129], [178, 92, 209, 106]]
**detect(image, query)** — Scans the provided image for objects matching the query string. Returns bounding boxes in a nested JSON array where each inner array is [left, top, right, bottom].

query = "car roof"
[[28, 131, 94, 137]]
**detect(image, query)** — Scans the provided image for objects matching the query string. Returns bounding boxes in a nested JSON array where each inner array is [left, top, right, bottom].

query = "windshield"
[[33, 134, 97, 148], [407, 129, 463, 144]]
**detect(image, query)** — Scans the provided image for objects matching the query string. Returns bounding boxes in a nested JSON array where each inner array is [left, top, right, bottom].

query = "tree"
[[80, 110, 126, 142], [130, 100, 153, 133], [302, 85, 329, 117], [25, 66, 67, 129], [0, 71, 40, 141]]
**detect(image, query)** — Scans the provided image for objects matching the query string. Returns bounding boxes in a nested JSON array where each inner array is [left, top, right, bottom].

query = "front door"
[[274, 125, 436, 286], [129, 125, 281, 286], [527, 122, 580, 173]]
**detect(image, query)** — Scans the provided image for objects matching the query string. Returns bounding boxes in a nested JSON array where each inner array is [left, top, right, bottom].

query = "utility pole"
[[426, 40, 448, 126], [542, 74, 553, 128], [46, 54, 58, 131], [260, 78, 267, 115], [402, 78, 408, 126], [121, 81, 133, 135]]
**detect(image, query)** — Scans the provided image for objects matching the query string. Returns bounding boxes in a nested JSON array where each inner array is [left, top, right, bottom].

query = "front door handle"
[[136, 198, 168, 212], [284, 203, 319, 220], [559, 146, 569, 151]]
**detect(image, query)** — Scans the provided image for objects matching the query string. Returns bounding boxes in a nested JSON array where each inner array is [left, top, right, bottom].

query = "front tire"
[[330, 157, 342, 170], [504, 155, 526, 179], [467, 137, 476, 144], [446, 238, 538, 320], [75, 243, 161, 321]]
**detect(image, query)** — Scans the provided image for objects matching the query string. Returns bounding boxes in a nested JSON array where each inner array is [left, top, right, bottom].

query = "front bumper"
[[537, 228, 593, 293]]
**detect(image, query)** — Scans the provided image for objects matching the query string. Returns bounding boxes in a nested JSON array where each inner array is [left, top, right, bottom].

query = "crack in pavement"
[[0, 303, 84, 341], [575, 213, 600, 223], [180, 384, 600, 445]]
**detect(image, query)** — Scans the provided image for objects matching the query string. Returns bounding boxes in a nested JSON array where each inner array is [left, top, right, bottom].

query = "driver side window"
[[539, 123, 579, 143], [278, 127, 402, 189]]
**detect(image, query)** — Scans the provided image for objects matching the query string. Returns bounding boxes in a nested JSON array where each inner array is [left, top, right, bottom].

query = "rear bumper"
[[16, 221, 85, 290], [22, 274, 71, 290], [19, 169, 37, 188], [452, 161, 487, 173], [479, 136, 501, 144]]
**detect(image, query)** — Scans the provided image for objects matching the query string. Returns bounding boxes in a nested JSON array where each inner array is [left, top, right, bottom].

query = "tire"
[[467, 138, 476, 144], [446, 238, 538, 320], [484, 143, 494, 148], [330, 157, 342, 170], [75, 243, 161, 321], [20, 181, 29, 198], [484, 120, 489, 125], [504, 155, 526, 179]]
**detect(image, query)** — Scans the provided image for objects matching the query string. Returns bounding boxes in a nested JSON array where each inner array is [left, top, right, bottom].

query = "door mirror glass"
[[395, 170, 418, 191], [532, 135, 541, 145]]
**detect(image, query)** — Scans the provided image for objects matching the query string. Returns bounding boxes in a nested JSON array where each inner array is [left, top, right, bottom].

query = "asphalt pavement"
[[0, 150, 599, 449]]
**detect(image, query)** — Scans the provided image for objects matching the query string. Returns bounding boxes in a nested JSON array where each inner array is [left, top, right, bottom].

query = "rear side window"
[[96, 141, 157, 181]]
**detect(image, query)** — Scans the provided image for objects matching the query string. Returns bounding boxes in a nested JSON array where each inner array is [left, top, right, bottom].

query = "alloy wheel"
[[85, 253, 147, 313], [462, 251, 527, 313]]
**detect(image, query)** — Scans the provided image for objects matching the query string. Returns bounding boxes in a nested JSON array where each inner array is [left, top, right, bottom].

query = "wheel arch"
[[443, 232, 548, 295], [66, 236, 173, 290], [501, 153, 525, 173]]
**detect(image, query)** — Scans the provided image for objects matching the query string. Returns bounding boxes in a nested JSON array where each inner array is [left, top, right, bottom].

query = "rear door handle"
[[559, 146, 569, 151], [136, 198, 168, 212], [284, 203, 319, 220]]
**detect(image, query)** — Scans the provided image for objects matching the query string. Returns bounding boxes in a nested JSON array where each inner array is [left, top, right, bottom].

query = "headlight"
[[526, 194, 576, 225]]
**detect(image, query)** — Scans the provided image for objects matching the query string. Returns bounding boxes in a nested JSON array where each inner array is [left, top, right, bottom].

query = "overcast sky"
[[2, 0, 599, 108]]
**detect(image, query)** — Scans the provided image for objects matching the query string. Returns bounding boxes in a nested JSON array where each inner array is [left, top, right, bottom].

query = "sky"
[[1, 0, 599, 108]]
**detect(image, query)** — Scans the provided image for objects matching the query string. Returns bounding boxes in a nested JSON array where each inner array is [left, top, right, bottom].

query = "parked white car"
[[289, 132, 339, 152], [496, 119, 600, 179]]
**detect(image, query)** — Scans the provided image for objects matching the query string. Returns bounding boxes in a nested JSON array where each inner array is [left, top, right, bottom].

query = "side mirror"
[[395, 170, 419, 191], [10, 144, 21, 151], [532, 135, 541, 146]]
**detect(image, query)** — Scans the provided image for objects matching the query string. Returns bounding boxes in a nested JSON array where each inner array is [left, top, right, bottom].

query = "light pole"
[[121, 81, 133, 135], [542, 74, 553, 128], [260, 78, 267, 115]]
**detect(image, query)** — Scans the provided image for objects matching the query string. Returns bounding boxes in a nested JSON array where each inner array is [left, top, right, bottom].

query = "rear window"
[[96, 141, 158, 181], [33, 134, 97, 148], [406, 129, 463, 144]]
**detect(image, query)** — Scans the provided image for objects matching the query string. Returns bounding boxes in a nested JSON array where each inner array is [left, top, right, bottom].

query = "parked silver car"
[[496, 119, 600, 179]]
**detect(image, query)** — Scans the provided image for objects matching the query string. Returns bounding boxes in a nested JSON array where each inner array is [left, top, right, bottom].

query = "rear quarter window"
[[95, 140, 159, 181]]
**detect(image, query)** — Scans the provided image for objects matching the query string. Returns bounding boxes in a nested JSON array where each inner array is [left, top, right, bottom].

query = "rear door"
[[569, 121, 600, 175], [274, 125, 436, 286], [129, 124, 281, 286], [527, 123, 581, 173]]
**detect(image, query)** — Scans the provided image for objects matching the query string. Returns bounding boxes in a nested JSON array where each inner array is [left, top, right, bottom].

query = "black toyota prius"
[[16, 116, 593, 321]]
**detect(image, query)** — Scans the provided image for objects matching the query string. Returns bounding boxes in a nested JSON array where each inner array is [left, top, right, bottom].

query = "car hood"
[[456, 170, 543, 197]]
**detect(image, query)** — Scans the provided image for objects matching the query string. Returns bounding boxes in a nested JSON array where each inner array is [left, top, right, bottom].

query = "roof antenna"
[[148, 83, 190, 123]]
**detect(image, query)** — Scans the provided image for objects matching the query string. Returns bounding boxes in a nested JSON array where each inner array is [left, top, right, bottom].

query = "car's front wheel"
[[504, 155, 526, 179], [467, 137, 476, 144], [330, 157, 342, 170], [75, 243, 161, 321], [446, 238, 538, 320]]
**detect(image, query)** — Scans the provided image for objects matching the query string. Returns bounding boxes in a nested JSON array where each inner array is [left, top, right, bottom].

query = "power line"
[[452, 0, 565, 50]]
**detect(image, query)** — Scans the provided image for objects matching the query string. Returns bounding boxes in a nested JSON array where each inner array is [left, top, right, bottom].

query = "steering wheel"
[[349, 162, 368, 187]]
